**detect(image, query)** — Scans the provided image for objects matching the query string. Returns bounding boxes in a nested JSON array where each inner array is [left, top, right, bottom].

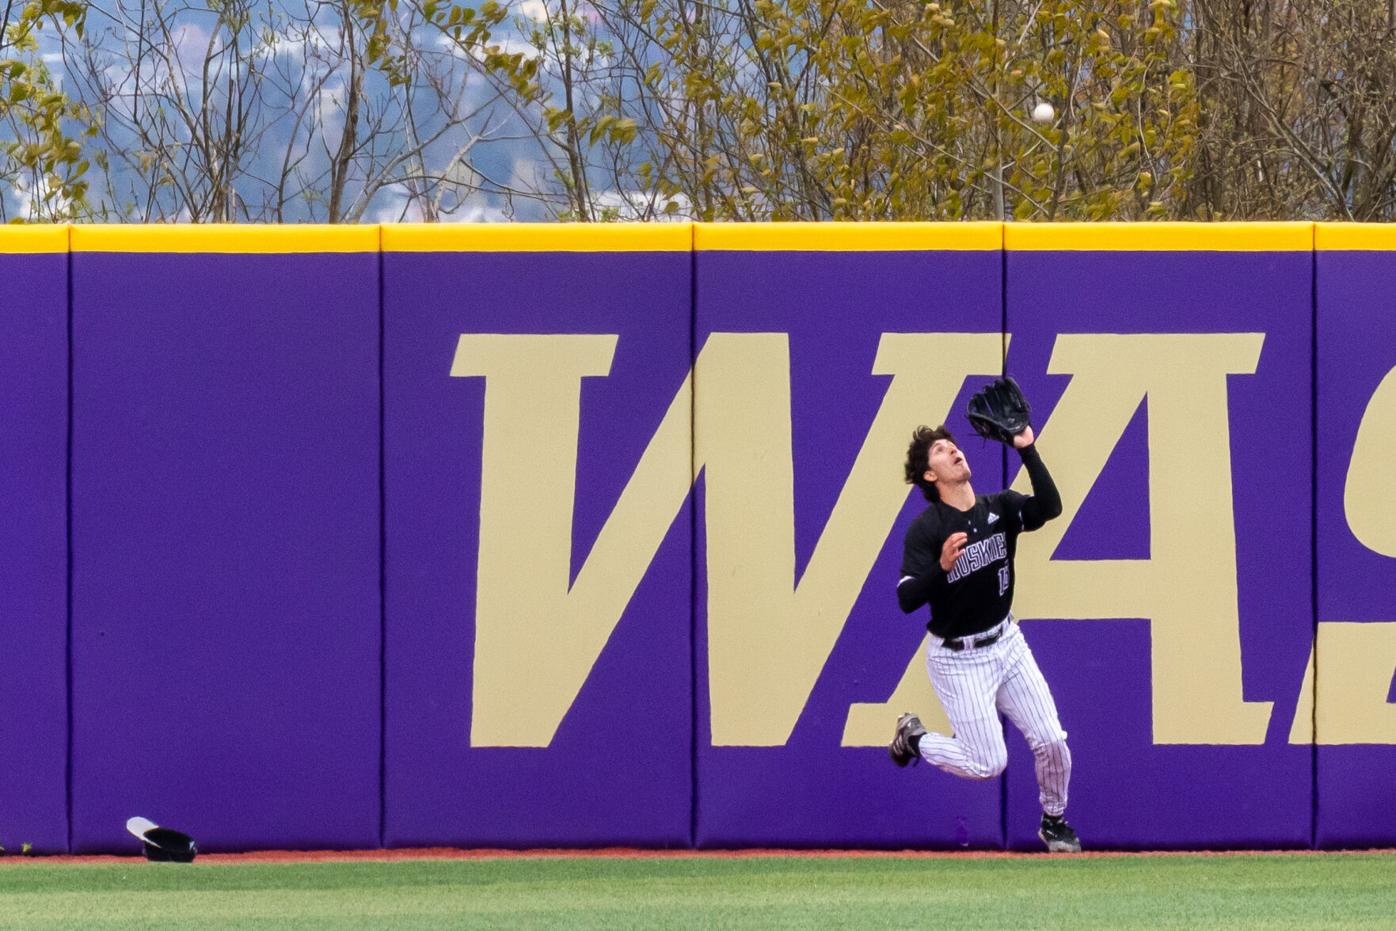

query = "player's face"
[[924, 438, 971, 487]]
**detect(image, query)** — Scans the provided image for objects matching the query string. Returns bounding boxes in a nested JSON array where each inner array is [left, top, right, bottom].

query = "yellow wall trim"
[[0, 225, 68, 254], [695, 221, 1001, 252], [1316, 224, 1396, 251], [19, 221, 1377, 253], [70, 225, 379, 253], [382, 223, 692, 252], [1006, 222, 1313, 252]]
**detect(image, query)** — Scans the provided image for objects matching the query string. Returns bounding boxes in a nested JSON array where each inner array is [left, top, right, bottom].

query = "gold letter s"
[[1344, 366, 1396, 557]]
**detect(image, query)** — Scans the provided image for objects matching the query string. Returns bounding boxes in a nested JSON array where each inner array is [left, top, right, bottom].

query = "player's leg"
[[913, 644, 1009, 780], [994, 626, 1081, 852], [994, 625, 1071, 816]]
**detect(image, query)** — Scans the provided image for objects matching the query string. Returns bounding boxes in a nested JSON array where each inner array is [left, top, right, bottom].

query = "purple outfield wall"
[[381, 226, 694, 847], [1313, 226, 1396, 848], [691, 224, 1007, 848], [6, 221, 1396, 853], [67, 227, 381, 853], [1003, 224, 1314, 850], [0, 229, 68, 854]]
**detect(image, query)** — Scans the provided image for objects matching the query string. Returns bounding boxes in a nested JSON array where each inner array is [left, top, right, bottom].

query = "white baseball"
[[1031, 102, 1055, 124]]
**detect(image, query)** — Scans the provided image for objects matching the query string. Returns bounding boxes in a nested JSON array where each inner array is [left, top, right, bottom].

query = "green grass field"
[[0, 853, 1393, 930]]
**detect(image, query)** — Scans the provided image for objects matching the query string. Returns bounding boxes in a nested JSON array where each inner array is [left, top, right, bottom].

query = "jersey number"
[[998, 565, 1010, 596]]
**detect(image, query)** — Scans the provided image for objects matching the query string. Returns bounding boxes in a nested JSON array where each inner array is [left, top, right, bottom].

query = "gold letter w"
[[453, 333, 1002, 747]]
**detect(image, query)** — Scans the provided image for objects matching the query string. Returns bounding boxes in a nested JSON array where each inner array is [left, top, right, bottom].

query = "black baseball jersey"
[[898, 445, 1061, 639]]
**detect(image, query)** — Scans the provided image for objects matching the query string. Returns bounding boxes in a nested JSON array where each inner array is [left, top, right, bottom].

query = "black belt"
[[942, 628, 1005, 652]]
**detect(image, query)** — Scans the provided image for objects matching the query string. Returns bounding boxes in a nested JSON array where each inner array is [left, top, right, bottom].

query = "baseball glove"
[[966, 376, 1032, 445]]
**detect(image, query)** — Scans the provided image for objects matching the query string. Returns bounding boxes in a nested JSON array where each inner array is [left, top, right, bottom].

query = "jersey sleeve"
[[897, 516, 944, 613], [900, 519, 939, 578]]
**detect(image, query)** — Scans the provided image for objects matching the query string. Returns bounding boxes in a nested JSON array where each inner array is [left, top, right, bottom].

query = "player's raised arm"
[[965, 377, 1062, 532], [1014, 430, 1062, 531]]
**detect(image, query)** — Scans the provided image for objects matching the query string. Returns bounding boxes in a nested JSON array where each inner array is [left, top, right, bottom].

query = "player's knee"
[[965, 744, 1008, 779]]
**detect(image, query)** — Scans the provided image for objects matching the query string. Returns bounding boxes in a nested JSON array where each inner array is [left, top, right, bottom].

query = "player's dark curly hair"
[[905, 425, 955, 502]]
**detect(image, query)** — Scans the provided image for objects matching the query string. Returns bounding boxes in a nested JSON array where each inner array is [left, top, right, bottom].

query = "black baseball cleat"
[[888, 712, 927, 768], [1038, 813, 1082, 853]]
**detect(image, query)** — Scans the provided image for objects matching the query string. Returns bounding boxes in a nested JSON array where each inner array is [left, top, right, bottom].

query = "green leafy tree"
[[0, 0, 93, 220], [446, 0, 1200, 220]]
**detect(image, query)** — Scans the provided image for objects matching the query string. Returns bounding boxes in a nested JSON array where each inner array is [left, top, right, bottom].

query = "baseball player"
[[889, 411, 1081, 853]]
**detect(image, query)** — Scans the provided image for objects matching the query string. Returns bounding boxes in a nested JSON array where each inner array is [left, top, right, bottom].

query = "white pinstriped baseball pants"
[[917, 617, 1071, 816]]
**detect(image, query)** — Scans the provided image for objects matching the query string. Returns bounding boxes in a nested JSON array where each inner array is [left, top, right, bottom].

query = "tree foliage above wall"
[[5, 0, 1395, 220]]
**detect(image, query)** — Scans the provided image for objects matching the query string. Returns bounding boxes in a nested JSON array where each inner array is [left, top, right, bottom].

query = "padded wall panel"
[[382, 226, 694, 847], [1003, 225, 1314, 850], [1313, 227, 1396, 848], [0, 229, 69, 853], [69, 229, 381, 852], [693, 223, 1007, 848]]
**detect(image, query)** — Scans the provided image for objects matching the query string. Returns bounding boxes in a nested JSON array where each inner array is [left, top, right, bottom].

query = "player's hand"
[[1012, 425, 1035, 449], [940, 532, 968, 572]]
